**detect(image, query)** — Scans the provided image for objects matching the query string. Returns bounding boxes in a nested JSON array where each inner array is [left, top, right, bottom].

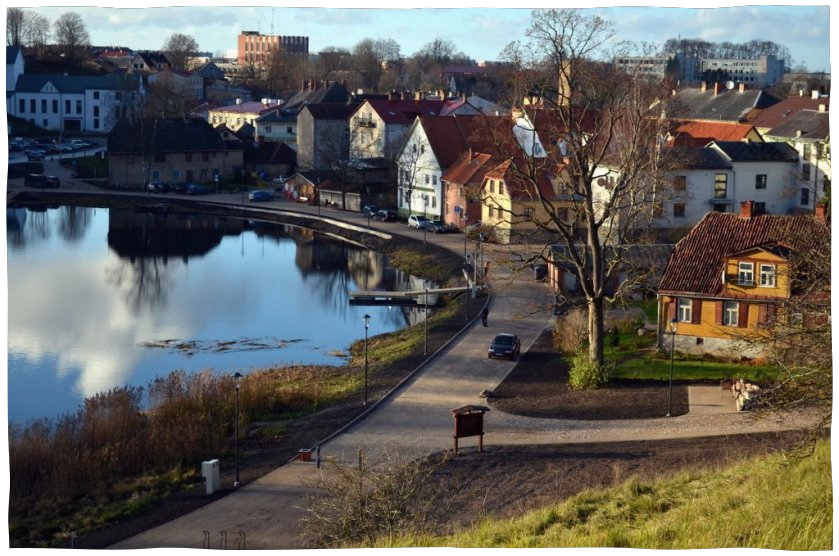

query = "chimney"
[[700, 81, 707, 92], [814, 203, 828, 224], [812, 90, 820, 100], [713, 82, 721, 96], [740, 200, 756, 219]]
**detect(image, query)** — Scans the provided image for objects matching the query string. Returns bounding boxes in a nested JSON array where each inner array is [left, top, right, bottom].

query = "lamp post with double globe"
[[363, 314, 371, 406], [233, 371, 243, 487], [667, 318, 677, 417]]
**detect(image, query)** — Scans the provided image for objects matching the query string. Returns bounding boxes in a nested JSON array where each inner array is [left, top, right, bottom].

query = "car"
[[488, 333, 521, 359], [373, 209, 397, 222], [427, 220, 451, 233], [362, 205, 380, 218], [24, 173, 48, 188], [172, 183, 188, 194], [70, 139, 89, 150], [407, 214, 429, 229], [186, 183, 211, 195], [248, 189, 273, 202], [147, 181, 169, 193], [26, 149, 45, 161], [44, 176, 61, 188]]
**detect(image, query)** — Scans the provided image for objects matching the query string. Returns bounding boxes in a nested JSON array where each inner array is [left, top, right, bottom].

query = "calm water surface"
[[7, 205, 425, 424]]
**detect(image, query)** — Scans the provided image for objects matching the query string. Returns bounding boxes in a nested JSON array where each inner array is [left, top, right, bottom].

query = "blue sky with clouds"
[[14, 2, 832, 72]]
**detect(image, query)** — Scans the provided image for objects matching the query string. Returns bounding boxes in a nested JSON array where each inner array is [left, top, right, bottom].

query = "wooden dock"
[[349, 286, 470, 306]]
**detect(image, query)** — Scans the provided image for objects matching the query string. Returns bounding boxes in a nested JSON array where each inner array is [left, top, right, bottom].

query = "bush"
[[568, 350, 612, 390], [553, 308, 588, 353]]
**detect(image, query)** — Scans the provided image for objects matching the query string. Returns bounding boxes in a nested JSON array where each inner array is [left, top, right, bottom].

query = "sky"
[[10, 1, 833, 72]]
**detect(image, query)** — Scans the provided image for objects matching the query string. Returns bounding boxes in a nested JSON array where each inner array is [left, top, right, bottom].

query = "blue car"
[[186, 183, 210, 195], [248, 190, 273, 202]]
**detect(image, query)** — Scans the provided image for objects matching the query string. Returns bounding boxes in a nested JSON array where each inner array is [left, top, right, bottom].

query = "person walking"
[[481, 307, 489, 327], [483, 260, 490, 278]]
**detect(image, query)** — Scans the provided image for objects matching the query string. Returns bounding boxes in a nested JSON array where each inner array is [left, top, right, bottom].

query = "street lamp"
[[422, 194, 429, 244], [363, 314, 371, 406], [233, 371, 243, 487], [666, 318, 677, 417], [424, 282, 429, 356]]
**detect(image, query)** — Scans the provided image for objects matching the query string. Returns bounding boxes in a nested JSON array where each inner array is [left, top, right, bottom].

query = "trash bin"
[[201, 459, 220, 495]]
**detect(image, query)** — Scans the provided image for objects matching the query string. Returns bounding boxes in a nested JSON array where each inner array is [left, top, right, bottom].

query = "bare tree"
[[494, 9, 675, 372], [320, 125, 376, 210], [53, 11, 89, 64], [162, 32, 198, 70], [25, 12, 50, 58], [7, 7, 26, 46], [353, 38, 383, 92]]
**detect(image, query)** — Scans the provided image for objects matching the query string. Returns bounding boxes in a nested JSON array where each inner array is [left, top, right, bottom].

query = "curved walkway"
[[10, 182, 808, 548]]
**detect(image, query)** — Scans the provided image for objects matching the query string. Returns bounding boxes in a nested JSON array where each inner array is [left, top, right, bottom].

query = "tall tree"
[[25, 12, 50, 58], [7, 7, 26, 46], [162, 32, 198, 70], [53, 11, 89, 64], [353, 38, 382, 92], [496, 9, 675, 372]]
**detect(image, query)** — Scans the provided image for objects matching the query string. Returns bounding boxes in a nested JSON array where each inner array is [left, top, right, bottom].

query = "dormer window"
[[737, 262, 754, 286]]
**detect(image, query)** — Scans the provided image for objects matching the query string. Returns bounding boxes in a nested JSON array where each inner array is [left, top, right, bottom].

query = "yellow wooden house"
[[656, 201, 829, 358]]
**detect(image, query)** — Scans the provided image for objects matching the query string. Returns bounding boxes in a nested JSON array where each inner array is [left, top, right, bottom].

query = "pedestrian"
[[481, 307, 489, 327], [483, 260, 490, 277]]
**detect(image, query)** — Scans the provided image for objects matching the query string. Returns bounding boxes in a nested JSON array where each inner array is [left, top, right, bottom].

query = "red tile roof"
[[483, 158, 565, 201], [441, 150, 495, 185], [749, 94, 830, 130], [362, 98, 446, 124], [666, 120, 759, 147], [658, 211, 829, 297]]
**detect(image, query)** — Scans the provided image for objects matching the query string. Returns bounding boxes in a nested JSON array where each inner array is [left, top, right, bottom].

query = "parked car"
[[407, 215, 429, 229], [147, 181, 169, 193], [248, 189, 272, 202], [488, 333, 521, 359], [44, 175, 61, 188], [70, 139, 90, 150], [362, 205, 380, 218], [373, 209, 397, 222], [24, 173, 48, 188], [427, 220, 452, 233], [186, 183, 211, 195], [26, 149, 45, 161], [172, 183, 188, 194]]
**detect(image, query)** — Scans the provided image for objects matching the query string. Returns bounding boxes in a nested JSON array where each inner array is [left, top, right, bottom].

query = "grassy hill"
[[375, 439, 832, 550]]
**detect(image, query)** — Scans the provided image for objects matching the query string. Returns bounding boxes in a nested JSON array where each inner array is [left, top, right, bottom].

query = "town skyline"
[[12, 2, 832, 73]]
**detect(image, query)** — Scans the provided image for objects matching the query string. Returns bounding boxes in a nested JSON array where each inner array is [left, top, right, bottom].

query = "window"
[[759, 264, 776, 287], [93, 118, 99, 129], [424, 174, 430, 185], [286, 126, 293, 134], [802, 164, 811, 181], [76, 100, 82, 114], [152, 171, 160, 180], [19, 99, 24, 113], [755, 174, 767, 189], [41, 99, 47, 113], [432, 175, 437, 185], [265, 125, 272, 133], [714, 173, 728, 198], [93, 91, 100, 100], [677, 298, 692, 323], [800, 188, 810, 206], [65, 99, 71, 113], [824, 176, 831, 194], [93, 106, 99, 117], [673, 175, 687, 191], [172, 170, 180, 180], [738, 262, 754, 286], [52, 100, 58, 113], [30, 99, 35, 112], [523, 207, 534, 218], [753, 201, 766, 215], [803, 143, 811, 160], [673, 203, 685, 218], [200, 169, 208, 179], [723, 301, 739, 326], [489, 180, 494, 194]]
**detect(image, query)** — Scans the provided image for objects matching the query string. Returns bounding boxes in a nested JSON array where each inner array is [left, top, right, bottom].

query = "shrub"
[[553, 308, 588, 353], [568, 350, 612, 390]]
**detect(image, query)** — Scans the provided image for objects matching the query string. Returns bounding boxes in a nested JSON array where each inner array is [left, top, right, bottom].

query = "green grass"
[[611, 355, 778, 382], [373, 439, 832, 550]]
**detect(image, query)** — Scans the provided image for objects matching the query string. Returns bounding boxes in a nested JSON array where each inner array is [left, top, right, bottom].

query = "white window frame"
[[738, 262, 754, 286], [759, 264, 776, 288], [677, 298, 692, 323], [723, 301, 739, 326]]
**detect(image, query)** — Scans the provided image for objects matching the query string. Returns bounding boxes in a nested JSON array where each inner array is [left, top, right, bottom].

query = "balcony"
[[355, 118, 376, 128]]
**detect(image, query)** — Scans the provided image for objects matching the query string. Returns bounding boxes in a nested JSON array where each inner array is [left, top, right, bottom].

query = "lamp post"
[[363, 314, 371, 406], [424, 283, 429, 356], [422, 194, 429, 244], [233, 371, 243, 487], [666, 318, 677, 417]]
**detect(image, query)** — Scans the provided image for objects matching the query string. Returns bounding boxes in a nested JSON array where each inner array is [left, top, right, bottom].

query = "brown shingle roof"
[[765, 109, 830, 142], [750, 95, 830, 130], [658, 211, 829, 297]]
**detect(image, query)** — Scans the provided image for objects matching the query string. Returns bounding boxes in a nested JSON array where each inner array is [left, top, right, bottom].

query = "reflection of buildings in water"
[[6, 208, 28, 248], [7, 205, 97, 248]]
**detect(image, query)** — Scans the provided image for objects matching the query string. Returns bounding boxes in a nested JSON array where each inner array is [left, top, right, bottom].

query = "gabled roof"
[[662, 147, 733, 170], [196, 61, 226, 80], [242, 141, 295, 164], [441, 150, 495, 185], [668, 87, 780, 123], [666, 120, 760, 147], [658, 211, 829, 297], [483, 158, 564, 201], [300, 102, 358, 121], [284, 81, 350, 113], [209, 100, 282, 115], [107, 117, 226, 154], [764, 109, 830, 142], [134, 51, 170, 66], [6, 46, 22, 64], [15, 73, 142, 94], [709, 141, 799, 163], [358, 98, 447, 125], [750, 94, 830, 130]]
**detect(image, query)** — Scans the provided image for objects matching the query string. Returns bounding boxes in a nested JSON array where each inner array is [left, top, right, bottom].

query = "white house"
[[349, 94, 446, 159], [8, 73, 143, 134], [6, 46, 24, 93]]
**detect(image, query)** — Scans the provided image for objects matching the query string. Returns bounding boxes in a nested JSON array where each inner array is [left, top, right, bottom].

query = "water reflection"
[[7, 205, 420, 423]]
